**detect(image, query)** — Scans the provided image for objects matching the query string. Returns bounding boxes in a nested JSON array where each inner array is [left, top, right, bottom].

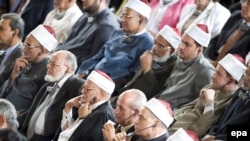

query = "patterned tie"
[[16, 0, 27, 13], [0, 51, 6, 65], [26, 84, 59, 139]]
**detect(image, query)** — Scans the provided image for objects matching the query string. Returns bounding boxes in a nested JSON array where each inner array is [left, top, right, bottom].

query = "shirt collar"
[[56, 74, 72, 88], [5, 43, 20, 57], [92, 100, 107, 110]]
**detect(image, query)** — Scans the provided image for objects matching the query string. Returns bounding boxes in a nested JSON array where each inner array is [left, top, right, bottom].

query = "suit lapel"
[[51, 75, 75, 105], [4, 43, 23, 65]]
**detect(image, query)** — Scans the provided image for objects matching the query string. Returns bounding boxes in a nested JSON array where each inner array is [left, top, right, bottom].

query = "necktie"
[[16, 0, 27, 13], [216, 23, 247, 61], [0, 51, 6, 65], [27, 84, 59, 139]]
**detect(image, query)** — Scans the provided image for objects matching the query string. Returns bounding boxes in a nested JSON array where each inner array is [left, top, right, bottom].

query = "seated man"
[[147, 0, 193, 35], [43, 0, 83, 43], [0, 99, 18, 129], [118, 25, 181, 98], [56, 0, 120, 66], [0, 13, 24, 87], [168, 54, 246, 137], [202, 62, 250, 140], [205, 0, 250, 65], [54, 70, 116, 141], [156, 24, 215, 109], [0, 25, 58, 124], [111, 98, 174, 141], [102, 89, 147, 141], [20, 50, 84, 141], [77, 0, 153, 80]]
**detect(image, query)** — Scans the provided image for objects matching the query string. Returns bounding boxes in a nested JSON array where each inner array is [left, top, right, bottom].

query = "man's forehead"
[[122, 8, 137, 14]]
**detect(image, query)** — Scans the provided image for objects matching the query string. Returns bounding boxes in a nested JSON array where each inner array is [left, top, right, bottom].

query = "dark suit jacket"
[[126, 125, 139, 141], [207, 88, 250, 140], [205, 10, 250, 60], [65, 101, 115, 141], [20, 75, 84, 141], [9, 0, 21, 12], [21, 0, 54, 39], [0, 43, 23, 87]]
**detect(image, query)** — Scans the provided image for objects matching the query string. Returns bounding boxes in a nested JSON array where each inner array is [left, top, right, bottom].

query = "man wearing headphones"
[[102, 89, 147, 141], [168, 54, 246, 138], [0, 13, 24, 87], [110, 98, 174, 141], [0, 24, 58, 127]]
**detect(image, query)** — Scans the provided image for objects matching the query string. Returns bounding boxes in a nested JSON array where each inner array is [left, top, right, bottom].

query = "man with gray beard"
[[20, 50, 85, 141], [117, 25, 181, 99]]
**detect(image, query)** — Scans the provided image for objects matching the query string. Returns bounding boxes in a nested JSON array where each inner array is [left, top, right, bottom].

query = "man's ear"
[[0, 115, 7, 128]]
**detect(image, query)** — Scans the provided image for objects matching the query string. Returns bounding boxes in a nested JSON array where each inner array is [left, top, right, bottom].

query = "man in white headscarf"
[[169, 54, 246, 137], [156, 24, 215, 109]]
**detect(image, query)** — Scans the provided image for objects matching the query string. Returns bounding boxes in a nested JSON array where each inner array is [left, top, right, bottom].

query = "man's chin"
[[45, 75, 56, 82]]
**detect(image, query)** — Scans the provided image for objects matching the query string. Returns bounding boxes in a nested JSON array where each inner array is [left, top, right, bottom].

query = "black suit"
[[20, 0, 54, 39], [20, 75, 84, 141], [205, 10, 250, 60], [69, 101, 115, 141], [207, 88, 250, 140], [0, 43, 23, 87], [53, 101, 115, 141]]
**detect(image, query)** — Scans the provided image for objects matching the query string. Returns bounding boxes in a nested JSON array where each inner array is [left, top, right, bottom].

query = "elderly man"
[[102, 89, 147, 141], [0, 25, 58, 125], [77, 0, 153, 81], [0, 13, 24, 87], [53, 70, 115, 141], [112, 98, 174, 141], [117, 25, 181, 98], [205, 0, 250, 65], [57, 0, 119, 66], [156, 24, 215, 109], [168, 54, 246, 137], [43, 0, 83, 44], [18, 50, 84, 141], [202, 62, 250, 140], [0, 99, 18, 129]]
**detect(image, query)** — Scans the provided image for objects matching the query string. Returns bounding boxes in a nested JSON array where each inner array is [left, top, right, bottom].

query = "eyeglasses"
[[120, 14, 138, 20], [82, 87, 100, 94], [154, 42, 169, 49], [47, 60, 65, 67], [241, 0, 250, 5], [23, 43, 42, 49]]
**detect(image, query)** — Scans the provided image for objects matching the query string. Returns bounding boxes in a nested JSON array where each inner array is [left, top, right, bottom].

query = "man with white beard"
[[20, 50, 85, 141], [117, 25, 181, 99]]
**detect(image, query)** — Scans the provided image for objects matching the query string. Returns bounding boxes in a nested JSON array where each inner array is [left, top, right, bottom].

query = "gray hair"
[[0, 99, 18, 129], [121, 89, 147, 110], [64, 51, 78, 72], [1, 13, 25, 39], [53, 50, 78, 73]]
